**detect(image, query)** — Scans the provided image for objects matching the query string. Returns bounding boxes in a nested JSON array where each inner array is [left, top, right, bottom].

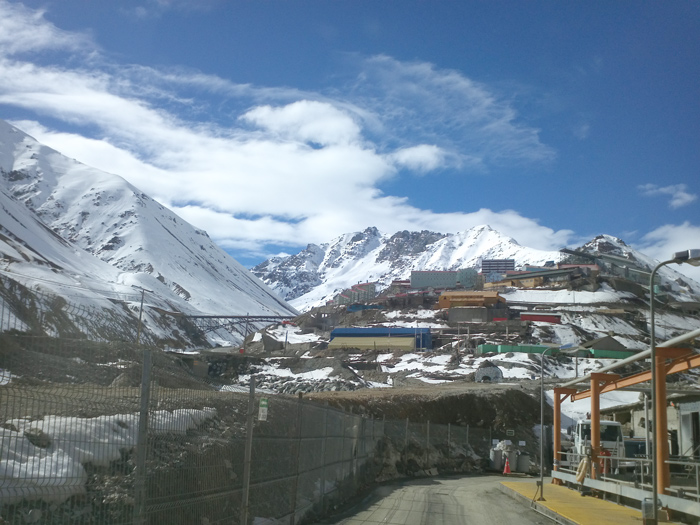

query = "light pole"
[[539, 343, 575, 501], [649, 249, 700, 523]]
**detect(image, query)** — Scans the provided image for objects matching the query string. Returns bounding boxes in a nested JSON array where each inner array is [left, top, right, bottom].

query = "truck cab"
[[574, 420, 625, 456], [574, 420, 624, 453], [561, 419, 626, 470]]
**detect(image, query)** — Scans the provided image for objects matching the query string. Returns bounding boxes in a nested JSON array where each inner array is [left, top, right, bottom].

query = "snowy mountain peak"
[[581, 235, 631, 257], [0, 119, 296, 346], [253, 224, 564, 310]]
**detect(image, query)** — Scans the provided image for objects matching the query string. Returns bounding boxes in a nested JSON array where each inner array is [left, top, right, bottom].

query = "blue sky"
[[0, 0, 699, 278]]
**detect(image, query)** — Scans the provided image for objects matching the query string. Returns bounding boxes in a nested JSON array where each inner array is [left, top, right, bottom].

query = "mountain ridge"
[[254, 226, 700, 312], [253, 225, 566, 310], [0, 119, 296, 346]]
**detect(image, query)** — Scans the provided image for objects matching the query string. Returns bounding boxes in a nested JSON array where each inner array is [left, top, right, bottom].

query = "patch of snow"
[[0, 369, 12, 385], [1, 408, 216, 504], [265, 325, 321, 344], [502, 284, 635, 305]]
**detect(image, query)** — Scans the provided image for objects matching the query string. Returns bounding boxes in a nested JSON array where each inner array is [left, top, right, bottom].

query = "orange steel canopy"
[[551, 328, 700, 496]]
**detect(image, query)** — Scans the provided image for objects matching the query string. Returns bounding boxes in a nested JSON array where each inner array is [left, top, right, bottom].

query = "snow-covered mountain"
[[253, 225, 565, 310], [0, 119, 296, 346], [254, 226, 700, 312]]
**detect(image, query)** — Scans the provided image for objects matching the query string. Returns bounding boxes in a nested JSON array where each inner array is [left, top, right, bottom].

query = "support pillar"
[[590, 374, 601, 479], [587, 373, 620, 480], [655, 349, 672, 495], [552, 388, 576, 485]]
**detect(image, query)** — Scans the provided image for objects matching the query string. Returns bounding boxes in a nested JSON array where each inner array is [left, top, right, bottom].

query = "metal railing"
[[557, 449, 700, 504]]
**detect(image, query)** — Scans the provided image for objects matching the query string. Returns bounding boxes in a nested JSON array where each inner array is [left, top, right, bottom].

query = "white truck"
[[560, 419, 627, 472]]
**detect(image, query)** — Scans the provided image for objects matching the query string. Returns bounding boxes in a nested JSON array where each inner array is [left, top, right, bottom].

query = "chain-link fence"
[[1, 334, 499, 525], [0, 284, 501, 524]]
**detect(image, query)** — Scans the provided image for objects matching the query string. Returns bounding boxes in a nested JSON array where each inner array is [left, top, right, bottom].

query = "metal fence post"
[[353, 415, 360, 487], [0, 293, 5, 332], [133, 347, 152, 524], [404, 418, 409, 469], [290, 393, 303, 525], [425, 420, 430, 468], [135, 289, 145, 345], [241, 376, 256, 525], [341, 409, 346, 481], [320, 402, 328, 514], [349, 407, 356, 485], [448, 423, 451, 459]]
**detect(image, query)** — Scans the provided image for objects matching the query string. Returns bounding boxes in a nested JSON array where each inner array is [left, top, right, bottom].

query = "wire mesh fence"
[[0, 284, 496, 525], [0, 276, 147, 344], [1, 334, 495, 524]]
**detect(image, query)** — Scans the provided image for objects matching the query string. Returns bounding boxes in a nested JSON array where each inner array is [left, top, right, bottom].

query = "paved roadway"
[[319, 474, 549, 525]]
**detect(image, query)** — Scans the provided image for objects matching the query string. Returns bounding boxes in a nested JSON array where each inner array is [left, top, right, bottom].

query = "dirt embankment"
[[305, 381, 546, 458]]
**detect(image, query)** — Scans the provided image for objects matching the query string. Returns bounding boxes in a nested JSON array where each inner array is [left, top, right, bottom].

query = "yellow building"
[[327, 337, 416, 351]]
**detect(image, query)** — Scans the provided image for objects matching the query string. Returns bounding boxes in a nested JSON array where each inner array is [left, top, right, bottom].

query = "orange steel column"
[[655, 349, 671, 495], [589, 374, 603, 480], [552, 388, 576, 485]]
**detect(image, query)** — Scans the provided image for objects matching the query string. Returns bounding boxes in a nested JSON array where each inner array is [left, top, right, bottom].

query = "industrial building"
[[519, 311, 562, 324], [410, 268, 478, 290], [484, 266, 594, 290], [480, 259, 515, 274], [328, 327, 432, 350], [330, 282, 377, 305], [448, 306, 508, 323], [436, 290, 506, 309]]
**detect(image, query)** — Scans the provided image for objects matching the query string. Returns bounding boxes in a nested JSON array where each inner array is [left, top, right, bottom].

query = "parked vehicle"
[[560, 420, 627, 472]]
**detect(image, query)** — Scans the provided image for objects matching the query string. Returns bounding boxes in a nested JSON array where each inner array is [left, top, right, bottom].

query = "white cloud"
[[638, 183, 697, 209], [635, 222, 700, 284], [240, 101, 362, 146], [0, 2, 572, 260], [389, 145, 446, 173], [349, 54, 556, 167], [0, 1, 93, 56]]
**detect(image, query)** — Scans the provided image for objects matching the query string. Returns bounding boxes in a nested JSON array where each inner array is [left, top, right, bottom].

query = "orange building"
[[436, 290, 506, 309]]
